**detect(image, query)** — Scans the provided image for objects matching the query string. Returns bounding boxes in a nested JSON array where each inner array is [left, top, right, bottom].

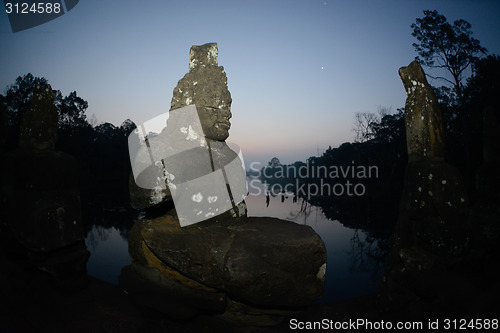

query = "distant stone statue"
[[398, 61, 444, 161], [378, 61, 472, 316]]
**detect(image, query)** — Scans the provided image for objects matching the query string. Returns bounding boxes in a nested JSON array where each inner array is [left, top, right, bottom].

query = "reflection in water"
[[84, 178, 385, 302], [348, 229, 386, 277], [246, 178, 384, 302], [85, 225, 131, 285]]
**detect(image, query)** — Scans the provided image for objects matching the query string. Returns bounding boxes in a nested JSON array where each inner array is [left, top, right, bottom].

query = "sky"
[[1, 0, 500, 167]]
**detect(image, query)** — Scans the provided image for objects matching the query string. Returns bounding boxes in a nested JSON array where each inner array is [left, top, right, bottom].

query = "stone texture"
[[399, 61, 444, 162], [129, 137, 247, 223], [171, 43, 232, 142], [128, 170, 172, 210], [129, 43, 238, 211], [127, 214, 326, 308], [224, 221, 326, 307]]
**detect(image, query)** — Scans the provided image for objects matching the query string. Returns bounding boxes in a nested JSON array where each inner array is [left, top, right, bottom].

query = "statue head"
[[196, 101, 232, 142], [170, 42, 232, 141], [398, 60, 428, 97]]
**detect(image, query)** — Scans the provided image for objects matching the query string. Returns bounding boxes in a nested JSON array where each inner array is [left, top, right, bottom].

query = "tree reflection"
[[347, 229, 389, 277], [85, 225, 112, 251]]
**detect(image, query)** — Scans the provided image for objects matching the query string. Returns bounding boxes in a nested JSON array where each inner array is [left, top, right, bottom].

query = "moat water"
[[84, 179, 384, 302]]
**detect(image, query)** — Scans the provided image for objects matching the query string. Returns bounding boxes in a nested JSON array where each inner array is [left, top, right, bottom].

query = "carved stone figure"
[[398, 61, 444, 161], [121, 43, 327, 326], [171, 43, 232, 142], [378, 61, 472, 317], [129, 43, 241, 215]]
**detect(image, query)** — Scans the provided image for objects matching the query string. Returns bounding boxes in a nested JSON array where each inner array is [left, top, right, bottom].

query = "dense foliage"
[[0, 74, 137, 231]]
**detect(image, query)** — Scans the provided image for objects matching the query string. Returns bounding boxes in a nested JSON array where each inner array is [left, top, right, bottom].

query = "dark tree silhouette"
[[352, 112, 379, 143], [411, 10, 487, 105], [56, 90, 89, 131], [1, 74, 49, 146], [1, 73, 140, 232], [370, 108, 405, 146], [464, 55, 500, 110], [1, 73, 92, 148]]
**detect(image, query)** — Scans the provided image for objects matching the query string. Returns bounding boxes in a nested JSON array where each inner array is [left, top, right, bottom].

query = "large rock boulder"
[[132, 215, 326, 307], [121, 213, 326, 323]]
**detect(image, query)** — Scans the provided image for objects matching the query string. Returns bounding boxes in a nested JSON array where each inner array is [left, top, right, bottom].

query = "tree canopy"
[[411, 9, 487, 105], [1, 73, 91, 146], [1, 73, 138, 211]]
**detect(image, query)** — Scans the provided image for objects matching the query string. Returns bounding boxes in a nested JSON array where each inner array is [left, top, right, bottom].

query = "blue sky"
[[1, 0, 500, 166]]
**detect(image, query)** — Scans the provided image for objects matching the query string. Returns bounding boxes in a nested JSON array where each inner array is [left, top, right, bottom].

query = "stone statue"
[[121, 43, 327, 327], [171, 42, 232, 142], [378, 61, 472, 317], [18, 84, 58, 151], [128, 43, 246, 226], [398, 61, 444, 161]]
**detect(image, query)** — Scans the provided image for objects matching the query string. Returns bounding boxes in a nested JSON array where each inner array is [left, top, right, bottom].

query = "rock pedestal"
[[121, 43, 327, 327], [120, 214, 326, 323], [0, 84, 89, 290]]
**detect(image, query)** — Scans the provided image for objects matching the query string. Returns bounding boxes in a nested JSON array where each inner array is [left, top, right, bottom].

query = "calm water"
[[85, 179, 384, 302]]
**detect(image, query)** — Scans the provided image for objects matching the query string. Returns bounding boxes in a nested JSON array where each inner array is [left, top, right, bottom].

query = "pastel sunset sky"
[[2, 0, 500, 166]]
